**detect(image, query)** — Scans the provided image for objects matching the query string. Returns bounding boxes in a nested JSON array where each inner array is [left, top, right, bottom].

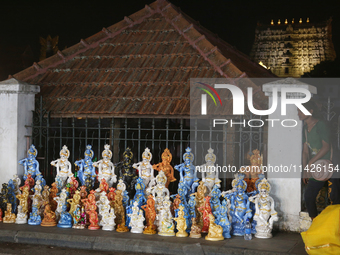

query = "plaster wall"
[[0, 79, 39, 186]]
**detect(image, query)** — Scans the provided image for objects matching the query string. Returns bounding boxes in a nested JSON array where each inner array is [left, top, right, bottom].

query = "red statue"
[[198, 196, 212, 233]]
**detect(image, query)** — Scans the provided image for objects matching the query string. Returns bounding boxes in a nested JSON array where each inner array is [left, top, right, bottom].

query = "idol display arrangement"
[[0, 144, 278, 240]]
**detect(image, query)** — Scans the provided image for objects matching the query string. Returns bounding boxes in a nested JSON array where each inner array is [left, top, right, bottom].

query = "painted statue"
[[213, 199, 231, 238], [174, 205, 188, 237], [3, 203, 16, 223], [133, 148, 154, 189], [116, 148, 138, 199], [198, 196, 213, 233], [128, 201, 145, 233], [174, 147, 199, 194], [152, 148, 176, 189], [75, 145, 96, 188], [28, 204, 41, 225], [51, 145, 73, 188], [102, 207, 116, 231], [224, 173, 252, 236], [15, 205, 27, 224], [41, 204, 57, 227], [93, 144, 117, 188], [205, 214, 224, 241], [189, 217, 202, 238], [141, 194, 157, 235], [157, 196, 175, 236], [250, 178, 278, 238], [19, 144, 42, 181], [199, 148, 221, 195]]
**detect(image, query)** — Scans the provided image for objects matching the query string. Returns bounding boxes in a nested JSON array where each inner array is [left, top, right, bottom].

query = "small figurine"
[[16, 185, 29, 215], [51, 145, 73, 188], [73, 206, 86, 229], [250, 178, 278, 238], [97, 191, 110, 225], [116, 147, 138, 199], [117, 179, 129, 208], [194, 181, 207, 229], [97, 178, 109, 194], [141, 194, 157, 235], [67, 190, 81, 217], [49, 182, 58, 212], [12, 174, 21, 195], [54, 188, 68, 220], [189, 217, 202, 238], [18, 144, 42, 181], [24, 174, 35, 191], [174, 205, 188, 237], [198, 196, 213, 233], [28, 204, 41, 225], [205, 214, 224, 241], [3, 203, 16, 223], [41, 204, 57, 227], [199, 148, 221, 195], [224, 173, 252, 236], [75, 145, 97, 188], [57, 204, 72, 228], [210, 184, 222, 214], [213, 199, 231, 238], [133, 148, 154, 189], [93, 144, 117, 188], [240, 149, 263, 193], [102, 207, 116, 231], [114, 190, 129, 232], [15, 205, 27, 224], [152, 148, 176, 188], [128, 201, 145, 233], [151, 171, 170, 203], [79, 186, 88, 200], [107, 187, 116, 208], [88, 204, 100, 230], [157, 198, 175, 237], [30, 180, 43, 215], [0, 183, 10, 212], [42, 185, 50, 208], [7, 179, 17, 213], [174, 147, 199, 194], [66, 176, 78, 197], [0, 208, 3, 222], [132, 177, 147, 208]]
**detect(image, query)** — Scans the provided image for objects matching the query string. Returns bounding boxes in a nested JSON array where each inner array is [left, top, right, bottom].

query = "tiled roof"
[[12, 0, 275, 118]]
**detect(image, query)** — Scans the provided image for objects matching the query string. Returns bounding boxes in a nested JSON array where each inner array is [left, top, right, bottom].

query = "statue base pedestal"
[[176, 232, 188, 237], [57, 223, 72, 228], [41, 221, 57, 227], [205, 236, 224, 241], [88, 225, 100, 230], [158, 232, 175, 237]]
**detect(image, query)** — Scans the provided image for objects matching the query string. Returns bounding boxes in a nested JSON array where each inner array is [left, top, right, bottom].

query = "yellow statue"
[[67, 190, 81, 217], [114, 190, 129, 232], [3, 203, 16, 223], [16, 186, 29, 214], [194, 181, 207, 228], [174, 205, 188, 237], [205, 214, 224, 241], [239, 149, 263, 192]]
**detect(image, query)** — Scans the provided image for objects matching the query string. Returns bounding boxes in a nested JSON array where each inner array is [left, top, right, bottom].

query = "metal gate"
[[28, 97, 267, 191]]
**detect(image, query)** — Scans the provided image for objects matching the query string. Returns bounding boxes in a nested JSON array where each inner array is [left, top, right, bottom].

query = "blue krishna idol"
[[28, 204, 41, 225], [225, 173, 252, 236], [213, 199, 231, 238], [57, 204, 73, 228], [174, 147, 199, 194], [75, 145, 96, 189], [19, 144, 42, 181]]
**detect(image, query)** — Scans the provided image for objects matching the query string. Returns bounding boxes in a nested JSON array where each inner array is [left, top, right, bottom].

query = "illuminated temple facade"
[[250, 18, 336, 77]]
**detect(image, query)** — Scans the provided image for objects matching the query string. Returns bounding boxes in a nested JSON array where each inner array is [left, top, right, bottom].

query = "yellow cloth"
[[301, 205, 340, 254]]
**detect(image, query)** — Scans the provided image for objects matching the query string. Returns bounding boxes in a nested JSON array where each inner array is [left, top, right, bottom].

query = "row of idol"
[[0, 145, 278, 240]]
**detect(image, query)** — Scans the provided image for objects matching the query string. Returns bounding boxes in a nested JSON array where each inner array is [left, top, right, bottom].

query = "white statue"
[[93, 145, 117, 188], [54, 188, 67, 220], [250, 178, 278, 238], [15, 205, 27, 224], [102, 207, 116, 231], [30, 180, 43, 214], [117, 179, 126, 192], [133, 148, 154, 188], [97, 192, 110, 226], [51, 145, 73, 188], [157, 197, 175, 236], [151, 171, 169, 206], [199, 148, 221, 195], [13, 174, 21, 195], [128, 202, 145, 234]]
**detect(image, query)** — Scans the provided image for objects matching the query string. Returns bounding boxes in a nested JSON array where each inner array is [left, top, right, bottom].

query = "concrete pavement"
[[0, 223, 307, 255]]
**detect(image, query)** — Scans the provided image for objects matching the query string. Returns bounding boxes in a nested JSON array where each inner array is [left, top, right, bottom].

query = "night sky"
[[1, 0, 339, 78]]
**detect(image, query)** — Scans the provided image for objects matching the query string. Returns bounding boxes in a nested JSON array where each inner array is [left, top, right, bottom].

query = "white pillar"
[[0, 78, 40, 185], [263, 78, 316, 231]]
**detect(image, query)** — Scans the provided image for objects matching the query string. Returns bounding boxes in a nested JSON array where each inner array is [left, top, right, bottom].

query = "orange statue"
[[88, 204, 100, 230], [79, 186, 88, 200], [171, 194, 181, 217], [49, 183, 58, 212], [114, 190, 129, 232], [152, 149, 176, 188], [198, 196, 212, 233], [141, 194, 157, 235], [107, 187, 116, 208], [24, 174, 35, 191], [194, 181, 207, 228], [0, 208, 2, 222], [98, 178, 109, 193], [240, 149, 263, 193], [41, 204, 57, 227]]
